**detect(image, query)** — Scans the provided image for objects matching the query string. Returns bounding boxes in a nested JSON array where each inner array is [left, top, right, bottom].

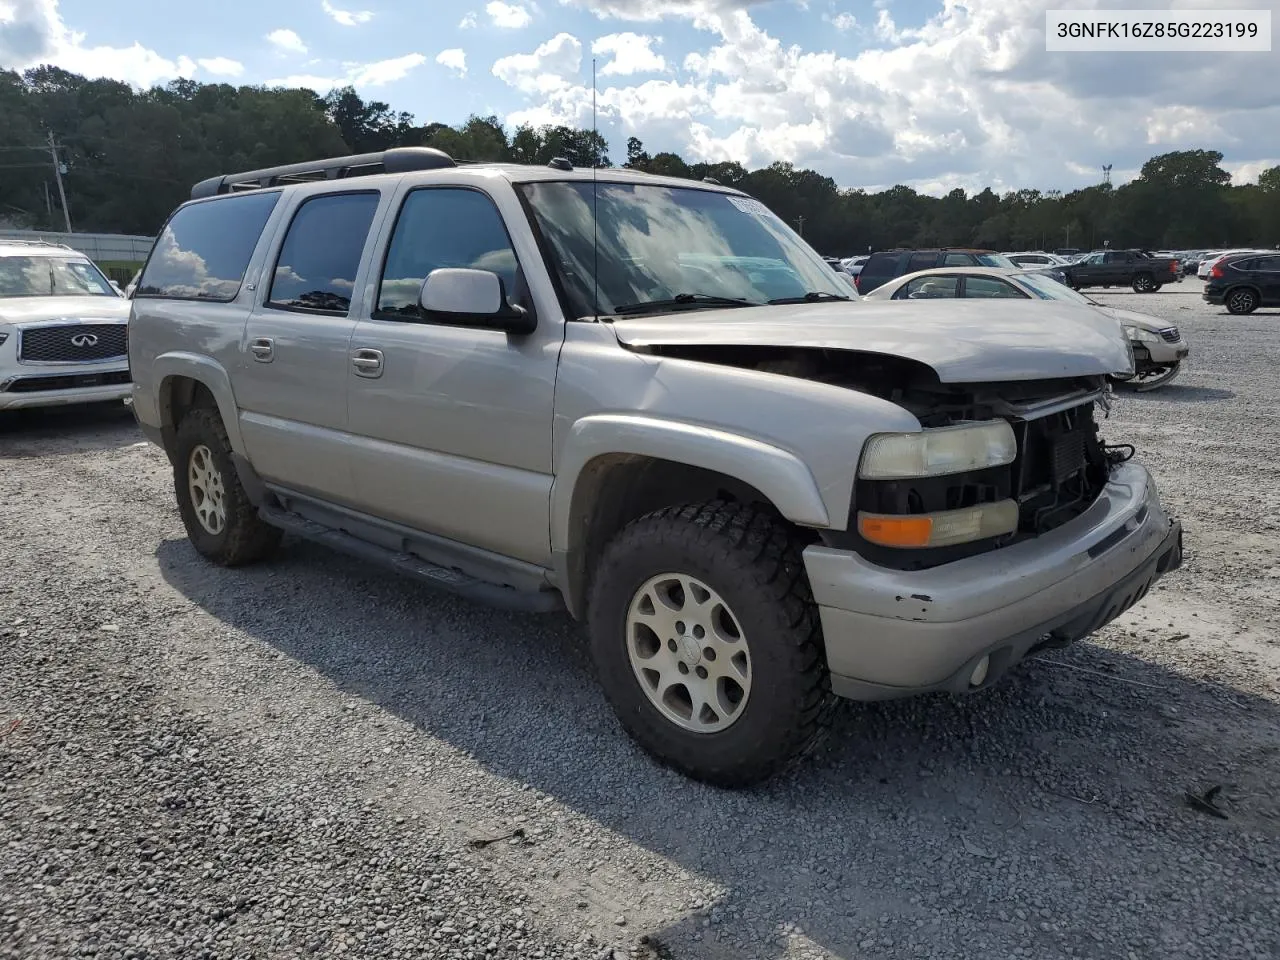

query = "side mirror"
[[419, 268, 535, 334]]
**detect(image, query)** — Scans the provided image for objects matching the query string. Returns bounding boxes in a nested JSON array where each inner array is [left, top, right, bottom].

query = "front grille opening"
[[18, 324, 128, 364], [2, 370, 131, 393]]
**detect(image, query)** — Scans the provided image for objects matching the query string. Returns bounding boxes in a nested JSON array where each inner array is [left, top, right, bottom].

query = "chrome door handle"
[[249, 337, 274, 362], [351, 348, 383, 378]]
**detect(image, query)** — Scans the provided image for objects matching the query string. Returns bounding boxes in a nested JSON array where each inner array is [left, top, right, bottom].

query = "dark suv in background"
[[855, 248, 1031, 294], [1203, 252, 1280, 315]]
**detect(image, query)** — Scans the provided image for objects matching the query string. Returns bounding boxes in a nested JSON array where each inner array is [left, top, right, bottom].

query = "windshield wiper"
[[611, 293, 760, 316], [766, 291, 852, 305]]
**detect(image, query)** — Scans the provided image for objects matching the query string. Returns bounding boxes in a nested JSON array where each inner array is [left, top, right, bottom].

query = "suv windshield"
[[0, 255, 117, 299], [519, 181, 849, 318]]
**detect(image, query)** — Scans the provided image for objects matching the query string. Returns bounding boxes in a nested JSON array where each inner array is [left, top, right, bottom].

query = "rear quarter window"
[[136, 191, 281, 301]]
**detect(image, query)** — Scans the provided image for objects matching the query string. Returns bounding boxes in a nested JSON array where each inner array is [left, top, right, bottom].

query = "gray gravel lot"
[[2, 280, 1278, 960]]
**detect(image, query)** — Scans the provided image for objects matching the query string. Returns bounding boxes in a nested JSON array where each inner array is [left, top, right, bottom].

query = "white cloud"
[[459, 11, 478, 28], [493, 32, 582, 95], [487, 1, 533, 28], [349, 52, 428, 85], [268, 52, 428, 91], [1227, 159, 1280, 186], [0, 0, 204, 87], [197, 57, 244, 78], [827, 12, 857, 31], [436, 48, 468, 78], [559, 0, 765, 21], [266, 28, 308, 54], [321, 0, 374, 26], [592, 32, 666, 76]]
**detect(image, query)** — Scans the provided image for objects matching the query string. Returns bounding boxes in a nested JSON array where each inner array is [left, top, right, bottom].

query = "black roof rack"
[[190, 146, 456, 200]]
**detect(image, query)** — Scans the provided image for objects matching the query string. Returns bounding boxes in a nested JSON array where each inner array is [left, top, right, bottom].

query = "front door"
[[345, 184, 561, 567], [234, 190, 383, 501]]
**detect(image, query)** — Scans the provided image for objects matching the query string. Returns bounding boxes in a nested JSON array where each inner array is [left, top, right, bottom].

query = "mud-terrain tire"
[[172, 407, 281, 566], [587, 500, 835, 787]]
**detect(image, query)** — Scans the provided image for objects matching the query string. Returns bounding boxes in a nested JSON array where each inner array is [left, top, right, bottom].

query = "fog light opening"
[[968, 655, 991, 688]]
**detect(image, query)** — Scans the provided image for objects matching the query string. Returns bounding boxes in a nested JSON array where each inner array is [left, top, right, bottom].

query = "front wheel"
[[1226, 287, 1259, 315], [587, 501, 834, 787], [1132, 274, 1156, 293], [172, 408, 282, 566], [1114, 361, 1182, 392]]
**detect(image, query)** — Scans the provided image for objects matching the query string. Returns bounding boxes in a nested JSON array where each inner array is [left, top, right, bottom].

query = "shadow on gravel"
[[1122, 385, 1236, 403], [0, 401, 140, 457], [156, 535, 1280, 960]]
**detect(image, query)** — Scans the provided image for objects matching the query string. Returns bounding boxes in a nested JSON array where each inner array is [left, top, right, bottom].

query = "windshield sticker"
[[727, 196, 773, 217]]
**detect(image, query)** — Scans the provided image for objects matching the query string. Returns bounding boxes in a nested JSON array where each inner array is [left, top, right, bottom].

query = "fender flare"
[[152, 352, 245, 455], [550, 413, 831, 555]]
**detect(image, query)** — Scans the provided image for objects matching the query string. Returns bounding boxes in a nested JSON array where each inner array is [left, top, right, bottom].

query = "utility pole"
[[48, 132, 71, 233]]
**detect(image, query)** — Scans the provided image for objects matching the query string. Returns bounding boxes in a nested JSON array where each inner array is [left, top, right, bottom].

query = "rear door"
[[1252, 255, 1280, 304], [234, 189, 384, 501]]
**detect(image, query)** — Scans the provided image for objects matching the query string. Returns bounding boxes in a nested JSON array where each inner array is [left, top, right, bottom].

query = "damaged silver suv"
[[127, 148, 1183, 786]]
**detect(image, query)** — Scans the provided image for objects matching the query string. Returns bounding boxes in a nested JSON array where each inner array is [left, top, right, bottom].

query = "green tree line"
[[3, 66, 1278, 254]]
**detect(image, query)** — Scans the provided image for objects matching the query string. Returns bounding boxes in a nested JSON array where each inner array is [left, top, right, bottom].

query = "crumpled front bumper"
[[804, 462, 1182, 700]]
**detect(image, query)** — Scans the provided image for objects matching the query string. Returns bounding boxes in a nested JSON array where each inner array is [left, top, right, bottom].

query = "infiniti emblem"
[[70, 333, 99, 347]]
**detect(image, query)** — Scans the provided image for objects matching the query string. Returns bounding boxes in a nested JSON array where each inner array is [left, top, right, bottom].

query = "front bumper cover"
[[805, 462, 1182, 700]]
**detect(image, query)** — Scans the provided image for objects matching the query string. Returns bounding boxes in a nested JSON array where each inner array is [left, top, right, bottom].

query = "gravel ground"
[[2, 280, 1278, 960]]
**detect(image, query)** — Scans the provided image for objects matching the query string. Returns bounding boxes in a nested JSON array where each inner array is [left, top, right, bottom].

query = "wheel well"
[[563, 455, 813, 618], [1227, 283, 1261, 298], [158, 376, 217, 457]]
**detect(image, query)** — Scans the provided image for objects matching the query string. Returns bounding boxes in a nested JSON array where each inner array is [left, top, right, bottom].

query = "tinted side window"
[[941, 253, 972, 266], [137, 192, 280, 301], [908, 252, 938, 272], [858, 254, 899, 280], [963, 277, 1028, 299], [1253, 257, 1280, 271], [268, 192, 379, 314], [898, 275, 960, 299], [377, 188, 518, 319]]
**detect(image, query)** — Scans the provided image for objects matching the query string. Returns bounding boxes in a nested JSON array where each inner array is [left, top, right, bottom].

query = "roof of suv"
[[189, 146, 743, 202]]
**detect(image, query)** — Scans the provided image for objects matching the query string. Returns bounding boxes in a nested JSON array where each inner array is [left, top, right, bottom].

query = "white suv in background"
[[0, 240, 131, 411]]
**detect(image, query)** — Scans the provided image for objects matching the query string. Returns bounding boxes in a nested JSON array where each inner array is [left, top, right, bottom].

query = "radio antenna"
[[592, 56, 600, 322]]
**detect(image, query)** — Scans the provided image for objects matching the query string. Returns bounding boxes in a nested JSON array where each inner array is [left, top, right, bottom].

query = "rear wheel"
[[1226, 287, 1259, 315], [172, 408, 281, 566], [1132, 274, 1156, 293], [587, 501, 834, 787]]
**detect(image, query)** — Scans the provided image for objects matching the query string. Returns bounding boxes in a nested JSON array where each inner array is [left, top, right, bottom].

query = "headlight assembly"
[[858, 420, 1017, 480]]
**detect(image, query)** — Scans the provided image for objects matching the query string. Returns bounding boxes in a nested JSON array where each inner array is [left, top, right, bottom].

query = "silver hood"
[[610, 298, 1134, 383], [0, 295, 130, 325]]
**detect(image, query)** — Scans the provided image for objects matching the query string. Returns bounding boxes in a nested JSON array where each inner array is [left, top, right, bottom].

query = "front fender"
[[550, 413, 830, 554]]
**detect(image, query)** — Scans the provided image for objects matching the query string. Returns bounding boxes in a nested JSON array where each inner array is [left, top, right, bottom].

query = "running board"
[[258, 504, 563, 614]]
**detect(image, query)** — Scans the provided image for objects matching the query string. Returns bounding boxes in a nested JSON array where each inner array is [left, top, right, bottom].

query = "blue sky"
[[4, 0, 1279, 193]]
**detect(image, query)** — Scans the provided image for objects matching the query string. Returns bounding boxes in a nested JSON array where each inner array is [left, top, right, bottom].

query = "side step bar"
[[258, 504, 563, 614]]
